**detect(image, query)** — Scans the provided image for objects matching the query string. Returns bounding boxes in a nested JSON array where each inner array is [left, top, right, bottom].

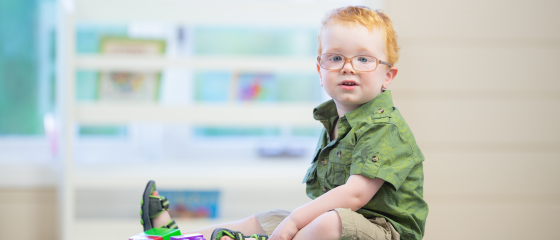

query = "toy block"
[[170, 233, 205, 240], [130, 228, 182, 240], [129, 233, 162, 240]]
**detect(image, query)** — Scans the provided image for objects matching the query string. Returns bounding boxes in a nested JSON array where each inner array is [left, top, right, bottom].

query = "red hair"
[[318, 6, 400, 66]]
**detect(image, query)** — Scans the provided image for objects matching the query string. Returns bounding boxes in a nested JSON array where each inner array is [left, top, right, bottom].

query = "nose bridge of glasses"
[[341, 56, 356, 71]]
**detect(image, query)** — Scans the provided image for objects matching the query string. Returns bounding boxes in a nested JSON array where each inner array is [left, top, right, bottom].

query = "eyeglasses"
[[317, 54, 392, 72]]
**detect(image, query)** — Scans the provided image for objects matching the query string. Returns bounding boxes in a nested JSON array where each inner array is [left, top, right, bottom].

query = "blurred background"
[[0, 0, 559, 239]]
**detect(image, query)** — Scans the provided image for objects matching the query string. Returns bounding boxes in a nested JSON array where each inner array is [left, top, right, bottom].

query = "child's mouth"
[[340, 81, 358, 90]]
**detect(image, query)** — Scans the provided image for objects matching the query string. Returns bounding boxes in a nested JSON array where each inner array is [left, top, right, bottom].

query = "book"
[[157, 190, 220, 219], [97, 37, 166, 101]]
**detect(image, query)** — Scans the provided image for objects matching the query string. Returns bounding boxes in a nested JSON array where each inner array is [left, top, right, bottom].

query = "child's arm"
[[270, 174, 385, 240]]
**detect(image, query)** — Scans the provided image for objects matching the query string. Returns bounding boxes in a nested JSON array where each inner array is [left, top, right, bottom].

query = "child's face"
[[317, 23, 398, 110]]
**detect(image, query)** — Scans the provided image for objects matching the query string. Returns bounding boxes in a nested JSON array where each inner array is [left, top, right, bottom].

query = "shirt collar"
[[313, 90, 395, 128]]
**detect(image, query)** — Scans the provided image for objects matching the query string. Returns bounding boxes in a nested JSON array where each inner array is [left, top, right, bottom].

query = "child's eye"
[[357, 57, 369, 63], [330, 55, 343, 62]]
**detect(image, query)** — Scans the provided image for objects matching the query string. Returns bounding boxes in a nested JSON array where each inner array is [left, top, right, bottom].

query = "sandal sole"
[[141, 180, 155, 231]]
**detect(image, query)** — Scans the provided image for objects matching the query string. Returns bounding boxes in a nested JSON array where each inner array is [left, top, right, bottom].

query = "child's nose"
[[340, 59, 356, 74]]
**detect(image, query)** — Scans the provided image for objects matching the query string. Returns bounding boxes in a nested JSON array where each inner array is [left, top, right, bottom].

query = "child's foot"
[[149, 191, 175, 228], [140, 180, 178, 231]]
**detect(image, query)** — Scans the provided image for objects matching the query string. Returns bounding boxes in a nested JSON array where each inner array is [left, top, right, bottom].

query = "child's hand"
[[269, 217, 299, 240]]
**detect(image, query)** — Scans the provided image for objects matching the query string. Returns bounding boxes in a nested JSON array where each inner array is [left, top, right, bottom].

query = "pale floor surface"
[[74, 218, 240, 240]]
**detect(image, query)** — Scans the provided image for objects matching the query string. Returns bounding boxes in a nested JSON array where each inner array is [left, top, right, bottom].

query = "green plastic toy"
[[129, 228, 182, 240]]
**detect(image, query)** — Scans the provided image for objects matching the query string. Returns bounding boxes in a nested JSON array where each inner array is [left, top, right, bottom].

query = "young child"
[[140, 6, 428, 240]]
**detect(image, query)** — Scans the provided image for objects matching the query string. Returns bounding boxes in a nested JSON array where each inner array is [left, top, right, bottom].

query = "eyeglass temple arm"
[[379, 60, 392, 67]]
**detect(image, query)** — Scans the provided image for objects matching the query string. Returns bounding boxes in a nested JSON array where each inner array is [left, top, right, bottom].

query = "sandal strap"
[[161, 219, 178, 229], [211, 228, 245, 240], [211, 229, 270, 240], [161, 197, 170, 210], [248, 234, 269, 240], [148, 195, 169, 218]]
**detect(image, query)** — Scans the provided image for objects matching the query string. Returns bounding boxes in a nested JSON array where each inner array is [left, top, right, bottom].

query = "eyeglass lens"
[[319, 54, 378, 71]]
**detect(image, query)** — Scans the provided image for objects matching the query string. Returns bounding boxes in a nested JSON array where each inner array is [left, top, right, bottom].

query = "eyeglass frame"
[[316, 53, 393, 72]]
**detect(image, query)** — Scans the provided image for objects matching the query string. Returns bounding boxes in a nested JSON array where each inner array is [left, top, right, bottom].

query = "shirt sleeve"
[[350, 124, 415, 190]]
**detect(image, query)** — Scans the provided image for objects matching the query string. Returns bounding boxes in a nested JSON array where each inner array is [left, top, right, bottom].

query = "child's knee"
[[322, 211, 342, 228], [244, 215, 259, 225], [313, 211, 343, 238]]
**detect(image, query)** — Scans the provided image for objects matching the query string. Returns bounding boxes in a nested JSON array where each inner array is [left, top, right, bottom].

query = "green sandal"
[[246, 234, 269, 240], [140, 180, 178, 231], [210, 228, 269, 240]]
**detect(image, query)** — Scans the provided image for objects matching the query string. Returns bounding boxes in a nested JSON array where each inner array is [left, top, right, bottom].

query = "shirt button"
[[336, 151, 341, 157], [321, 159, 327, 165], [377, 108, 384, 114], [372, 155, 379, 162]]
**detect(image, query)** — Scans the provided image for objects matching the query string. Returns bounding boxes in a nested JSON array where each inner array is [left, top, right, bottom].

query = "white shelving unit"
[[75, 103, 318, 125], [56, 0, 383, 239]]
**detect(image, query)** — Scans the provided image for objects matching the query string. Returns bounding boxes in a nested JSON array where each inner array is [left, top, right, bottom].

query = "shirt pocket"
[[326, 148, 351, 187], [302, 161, 318, 184]]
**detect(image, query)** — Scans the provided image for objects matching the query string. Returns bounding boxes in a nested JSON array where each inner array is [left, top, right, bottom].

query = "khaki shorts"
[[254, 208, 400, 240]]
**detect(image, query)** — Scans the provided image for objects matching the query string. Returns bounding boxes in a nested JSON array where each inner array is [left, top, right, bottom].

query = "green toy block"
[[144, 228, 182, 240]]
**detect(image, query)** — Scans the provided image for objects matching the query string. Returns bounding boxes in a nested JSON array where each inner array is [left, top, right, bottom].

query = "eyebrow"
[[323, 47, 343, 53], [323, 47, 377, 55], [355, 47, 377, 54]]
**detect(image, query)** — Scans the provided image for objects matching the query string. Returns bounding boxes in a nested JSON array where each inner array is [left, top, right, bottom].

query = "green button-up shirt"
[[302, 90, 428, 240]]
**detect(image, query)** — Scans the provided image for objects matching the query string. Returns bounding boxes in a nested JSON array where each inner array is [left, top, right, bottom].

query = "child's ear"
[[317, 63, 324, 86], [383, 67, 398, 89]]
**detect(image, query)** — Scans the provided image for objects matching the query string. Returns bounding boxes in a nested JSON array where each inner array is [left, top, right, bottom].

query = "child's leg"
[[181, 216, 265, 240], [293, 209, 396, 240], [292, 211, 342, 240], [151, 191, 266, 240]]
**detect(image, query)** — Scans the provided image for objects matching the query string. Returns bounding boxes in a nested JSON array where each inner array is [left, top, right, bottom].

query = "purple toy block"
[[170, 234, 205, 240]]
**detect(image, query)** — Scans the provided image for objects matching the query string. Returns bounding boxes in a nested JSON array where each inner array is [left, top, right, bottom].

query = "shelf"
[[75, 55, 317, 72], [75, 103, 320, 125], [72, 160, 311, 189], [71, 0, 382, 26]]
